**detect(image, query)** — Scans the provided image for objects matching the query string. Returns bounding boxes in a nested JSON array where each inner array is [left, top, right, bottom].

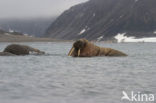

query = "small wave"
[[29, 53, 67, 57]]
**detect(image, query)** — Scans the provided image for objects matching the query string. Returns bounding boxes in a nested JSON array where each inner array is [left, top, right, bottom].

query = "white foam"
[[114, 33, 156, 43]]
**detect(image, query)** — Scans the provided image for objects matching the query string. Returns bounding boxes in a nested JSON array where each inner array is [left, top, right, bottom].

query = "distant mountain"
[[0, 29, 58, 42], [0, 17, 56, 37], [46, 0, 156, 40]]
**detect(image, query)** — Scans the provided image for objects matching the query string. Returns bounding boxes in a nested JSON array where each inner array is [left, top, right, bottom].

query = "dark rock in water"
[[46, 0, 156, 40], [3, 44, 45, 55], [0, 52, 15, 56]]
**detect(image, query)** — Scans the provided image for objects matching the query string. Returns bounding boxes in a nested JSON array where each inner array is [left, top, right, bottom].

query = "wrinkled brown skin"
[[68, 39, 127, 57], [3, 44, 45, 55]]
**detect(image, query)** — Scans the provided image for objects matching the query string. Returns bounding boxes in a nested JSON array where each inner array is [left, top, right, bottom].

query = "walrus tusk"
[[68, 47, 74, 56], [78, 49, 80, 57]]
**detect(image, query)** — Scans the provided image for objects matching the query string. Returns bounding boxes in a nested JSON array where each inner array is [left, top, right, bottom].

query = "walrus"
[[0, 52, 16, 56], [68, 39, 127, 57], [2, 44, 45, 55]]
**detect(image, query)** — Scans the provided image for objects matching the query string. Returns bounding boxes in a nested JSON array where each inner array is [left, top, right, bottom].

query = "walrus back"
[[99, 47, 127, 56], [109, 49, 127, 56], [3, 44, 29, 55], [81, 42, 100, 57]]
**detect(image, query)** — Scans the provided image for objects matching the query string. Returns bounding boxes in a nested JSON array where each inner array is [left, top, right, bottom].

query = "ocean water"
[[0, 42, 156, 103]]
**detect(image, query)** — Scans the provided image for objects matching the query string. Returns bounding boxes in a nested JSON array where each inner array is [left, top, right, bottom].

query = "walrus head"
[[73, 39, 86, 50], [68, 39, 87, 57]]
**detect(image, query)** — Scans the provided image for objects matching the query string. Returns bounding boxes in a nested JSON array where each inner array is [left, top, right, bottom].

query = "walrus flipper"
[[28, 46, 45, 55]]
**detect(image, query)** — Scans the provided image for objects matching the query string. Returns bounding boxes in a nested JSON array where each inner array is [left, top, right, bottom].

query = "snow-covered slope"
[[115, 33, 156, 43], [46, 0, 156, 40]]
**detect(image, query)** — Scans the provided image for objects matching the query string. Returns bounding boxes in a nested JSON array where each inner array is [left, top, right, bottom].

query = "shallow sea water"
[[0, 42, 156, 103]]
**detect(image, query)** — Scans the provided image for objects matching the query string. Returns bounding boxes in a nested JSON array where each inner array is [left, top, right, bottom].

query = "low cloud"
[[0, 0, 88, 19]]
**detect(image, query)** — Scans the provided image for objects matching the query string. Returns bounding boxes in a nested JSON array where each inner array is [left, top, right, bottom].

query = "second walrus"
[[68, 39, 127, 57], [3, 44, 45, 55]]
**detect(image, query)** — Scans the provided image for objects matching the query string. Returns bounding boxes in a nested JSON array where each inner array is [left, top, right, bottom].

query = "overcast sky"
[[0, 0, 88, 19]]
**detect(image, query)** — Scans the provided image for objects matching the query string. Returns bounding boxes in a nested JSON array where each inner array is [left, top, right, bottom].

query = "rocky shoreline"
[[0, 32, 116, 43], [0, 33, 72, 42]]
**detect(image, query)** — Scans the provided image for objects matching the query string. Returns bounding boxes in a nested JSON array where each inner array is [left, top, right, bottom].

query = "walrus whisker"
[[78, 49, 80, 57], [68, 47, 74, 56]]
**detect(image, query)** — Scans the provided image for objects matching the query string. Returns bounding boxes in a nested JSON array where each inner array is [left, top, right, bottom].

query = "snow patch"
[[154, 31, 156, 34], [78, 29, 86, 35], [23, 33, 32, 37], [97, 36, 103, 41], [24, 34, 29, 36], [78, 26, 90, 35], [9, 28, 14, 33], [114, 33, 156, 43]]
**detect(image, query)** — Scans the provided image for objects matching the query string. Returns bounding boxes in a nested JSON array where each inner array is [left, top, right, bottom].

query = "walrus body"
[[68, 39, 127, 57], [2, 44, 45, 55], [0, 52, 16, 56]]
